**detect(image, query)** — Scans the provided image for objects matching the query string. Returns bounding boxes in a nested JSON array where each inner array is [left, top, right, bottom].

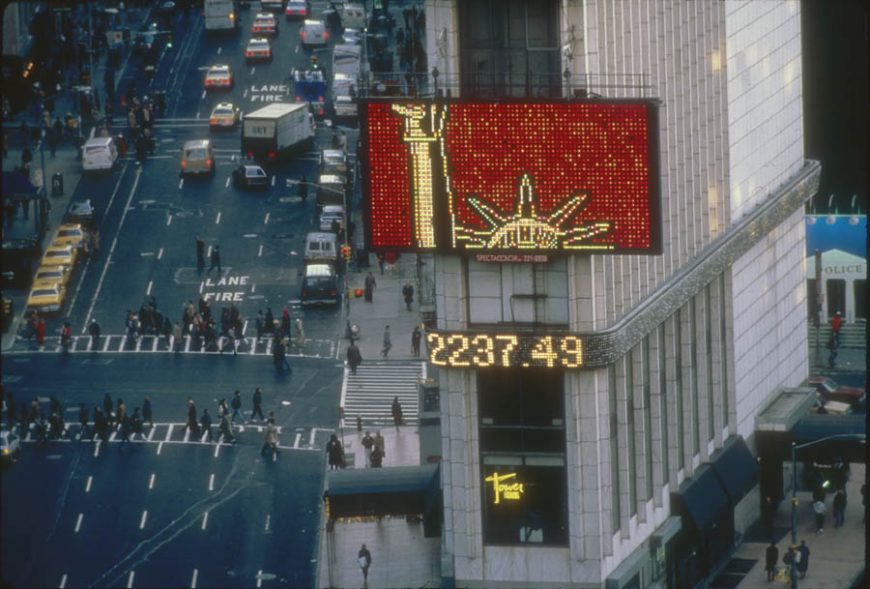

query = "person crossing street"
[[231, 390, 245, 423], [251, 387, 265, 422]]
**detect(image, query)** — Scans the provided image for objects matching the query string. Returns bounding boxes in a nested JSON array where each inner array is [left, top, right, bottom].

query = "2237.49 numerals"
[[426, 332, 583, 369]]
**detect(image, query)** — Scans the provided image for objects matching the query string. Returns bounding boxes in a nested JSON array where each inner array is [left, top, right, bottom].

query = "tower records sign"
[[362, 99, 661, 254]]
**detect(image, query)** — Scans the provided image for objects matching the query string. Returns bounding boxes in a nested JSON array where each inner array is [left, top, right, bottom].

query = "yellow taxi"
[[245, 38, 273, 62], [204, 65, 234, 90], [209, 102, 240, 129], [41, 244, 78, 268], [26, 280, 66, 315], [34, 265, 72, 289], [251, 12, 278, 35], [54, 223, 86, 249]]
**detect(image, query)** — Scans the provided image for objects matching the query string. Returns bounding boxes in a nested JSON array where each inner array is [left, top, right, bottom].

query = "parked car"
[[53, 224, 86, 249], [808, 375, 866, 410], [64, 199, 97, 227], [300, 263, 339, 306], [320, 148, 348, 175], [33, 265, 72, 289], [232, 164, 269, 189], [319, 204, 346, 232], [41, 244, 78, 268], [26, 281, 66, 315]]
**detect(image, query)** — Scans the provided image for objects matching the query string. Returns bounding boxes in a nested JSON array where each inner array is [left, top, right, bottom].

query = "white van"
[[340, 4, 366, 30], [304, 232, 339, 264], [82, 137, 119, 172]]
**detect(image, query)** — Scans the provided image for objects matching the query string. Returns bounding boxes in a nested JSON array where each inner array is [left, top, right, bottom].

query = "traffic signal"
[[166, 32, 173, 48], [341, 244, 352, 261]]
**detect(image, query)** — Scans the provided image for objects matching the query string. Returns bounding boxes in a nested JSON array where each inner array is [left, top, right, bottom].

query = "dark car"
[[64, 199, 97, 228], [300, 263, 339, 306], [232, 165, 269, 189], [808, 375, 866, 410]]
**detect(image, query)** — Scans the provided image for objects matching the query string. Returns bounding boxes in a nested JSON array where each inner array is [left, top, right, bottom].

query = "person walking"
[[255, 310, 265, 343], [361, 431, 374, 467], [281, 307, 291, 338], [116, 399, 127, 432], [370, 444, 384, 468], [200, 408, 213, 443], [833, 489, 847, 528], [231, 390, 244, 424], [186, 397, 200, 438], [797, 540, 810, 578], [118, 412, 131, 447], [218, 398, 229, 419], [94, 407, 108, 442], [391, 396, 403, 431], [103, 393, 114, 428], [264, 307, 275, 335], [813, 497, 826, 533], [764, 542, 778, 581], [831, 311, 843, 347], [262, 418, 279, 462], [88, 318, 101, 349], [130, 408, 144, 441], [219, 412, 236, 443], [381, 325, 392, 358], [142, 396, 153, 428], [411, 325, 421, 357], [251, 387, 265, 422], [357, 544, 372, 584], [172, 321, 183, 351], [364, 272, 376, 302], [402, 282, 414, 311], [347, 340, 362, 375], [374, 431, 385, 459], [195, 235, 205, 269], [78, 402, 90, 440], [326, 434, 344, 469], [208, 245, 221, 274], [826, 334, 838, 369]]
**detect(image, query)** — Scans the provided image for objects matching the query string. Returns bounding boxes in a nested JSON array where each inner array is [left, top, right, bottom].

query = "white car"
[[245, 37, 273, 62], [300, 19, 328, 47]]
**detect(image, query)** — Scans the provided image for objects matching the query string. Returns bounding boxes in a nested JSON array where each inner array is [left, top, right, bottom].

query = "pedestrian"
[[402, 282, 414, 311], [362, 431, 374, 467], [262, 418, 279, 462], [797, 540, 810, 578], [200, 408, 213, 443], [326, 434, 344, 469], [219, 413, 236, 443], [295, 317, 305, 349], [374, 431, 385, 459], [833, 489, 847, 527], [251, 387, 265, 421], [186, 398, 200, 437], [89, 318, 101, 349], [364, 272, 376, 302], [116, 398, 126, 431], [264, 307, 275, 334], [231, 390, 244, 423], [273, 339, 285, 372], [281, 306, 291, 338], [208, 245, 221, 274], [256, 310, 265, 343], [299, 174, 308, 201], [357, 544, 372, 583], [221, 326, 238, 355], [94, 407, 108, 441], [826, 335, 838, 368], [36, 316, 46, 350], [281, 340, 291, 371], [130, 408, 143, 440], [411, 325, 421, 357], [78, 402, 90, 440], [142, 396, 153, 428], [764, 542, 778, 581], [172, 320, 183, 351], [196, 235, 205, 269], [381, 325, 392, 357], [831, 311, 843, 347], [813, 497, 826, 533], [118, 412, 131, 446], [377, 253, 385, 275], [370, 444, 384, 467], [219, 398, 229, 418], [391, 396, 403, 430], [347, 340, 362, 374], [103, 393, 114, 427]]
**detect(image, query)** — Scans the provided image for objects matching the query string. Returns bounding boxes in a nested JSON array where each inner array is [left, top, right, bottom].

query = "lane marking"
[[75, 513, 84, 533], [206, 245, 212, 258], [59, 574, 67, 588], [201, 90, 206, 100], [243, 88, 248, 98], [135, 337, 143, 352], [251, 284, 256, 293], [102, 336, 111, 352], [147, 427, 156, 441], [208, 473, 215, 491], [148, 473, 156, 490], [225, 176, 230, 188], [242, 319, 248, 334], [85, 476, 93, 493], [217, 47, 222, 55], [195, 111, 200, 119], [166, 215, 173, 226], [201, 511, 209, 530], [257, 245, 263, 257], [199, 280, 204, 294], [309, 428, 317, 447], [250, 66, 256, 75], [146, 280, 153, 296], [139, 510, 148, 529], [213, 443, 221, 458], [183, 429, 191, 443], [178, 178, 184, 190], [271, 175, 276, 186], [117, 337, 125, 352], [157, 247, 164, 260], [293, 433, 301, 448], [165, 424, 174, 442], [94, 441, 101, 457], [152, 337, 159, 352], [156, 441, 164, 455], [264, 212, 270, 225], [215, 211, 222, 225], [191, 569, 198, 589], [264, 514, 270, 532], [257, 569, 263, 588], [127, 571, 135, 588]]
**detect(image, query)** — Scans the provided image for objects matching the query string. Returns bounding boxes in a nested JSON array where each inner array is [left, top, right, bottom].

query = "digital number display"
[[427, 332, 583, 369], [362, 99, 661, 254]]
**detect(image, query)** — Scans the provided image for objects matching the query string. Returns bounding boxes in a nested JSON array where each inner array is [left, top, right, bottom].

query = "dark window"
[[674, 312, 685, 468], [826, 279, 846, 317], [609, 364, 621, 533], [478, 368, 567, 545], [719, 277, 729, 428], [855, 280, 867, 319], [705, 286, 714, 442], [658, 325, 669, 482], [689, 299, 699, 455], [626, 357, 637, 515], [458, 0, 561, 98]]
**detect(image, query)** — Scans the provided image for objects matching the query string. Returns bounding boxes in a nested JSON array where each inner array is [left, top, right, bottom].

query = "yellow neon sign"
[[485, 471, 525, 504]]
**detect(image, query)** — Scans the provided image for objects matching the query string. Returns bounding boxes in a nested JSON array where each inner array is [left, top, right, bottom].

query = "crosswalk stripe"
[[341, 361, 425, 426]]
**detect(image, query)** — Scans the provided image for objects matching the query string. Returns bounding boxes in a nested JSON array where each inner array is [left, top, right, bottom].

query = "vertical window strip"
[[626, 355, 637, 516], [658, 325, 669, 484], [719, 276, 730, 428], [608, 364, 620, 534], [642, 336, 654, 500], [674, 312, 685, 469], [689, 298, 700, 455], [705, 285, 715, 443]]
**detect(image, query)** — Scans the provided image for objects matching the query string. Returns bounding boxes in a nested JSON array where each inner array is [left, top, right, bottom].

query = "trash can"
[[52, 172, 64, 197]]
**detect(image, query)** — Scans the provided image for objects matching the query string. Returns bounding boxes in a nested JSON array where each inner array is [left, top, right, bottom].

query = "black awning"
[[711, 436, 759, 504], [792, 415, 866, 461], [326, 464, 439, 519], [673, 464, 729, 531]]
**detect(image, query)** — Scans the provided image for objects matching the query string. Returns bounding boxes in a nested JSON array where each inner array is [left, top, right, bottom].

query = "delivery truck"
[[241, 103, 315, 162]]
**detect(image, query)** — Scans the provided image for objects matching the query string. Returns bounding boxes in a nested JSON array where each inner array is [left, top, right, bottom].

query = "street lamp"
[[432, 66, 439, 96], [789, 434, 865, 588]]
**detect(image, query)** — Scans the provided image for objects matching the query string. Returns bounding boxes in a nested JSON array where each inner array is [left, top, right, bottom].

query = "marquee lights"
[[426, 331, 584, 369], [363, 99, 661, 254]]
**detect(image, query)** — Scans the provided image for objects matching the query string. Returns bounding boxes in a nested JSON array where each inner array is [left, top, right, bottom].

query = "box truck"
[[241, 103, 315, 162]]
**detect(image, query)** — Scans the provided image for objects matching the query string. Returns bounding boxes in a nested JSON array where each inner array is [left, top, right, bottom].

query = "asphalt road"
[[3, 4, 357, 587]]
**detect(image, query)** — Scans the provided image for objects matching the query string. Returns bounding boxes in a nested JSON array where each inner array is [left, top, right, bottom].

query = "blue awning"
[[1, 170, 37, 196], [326, 464, 440, 520], [673, 464, 730, 531], [711, 436, 759, 504], [792, 415, 866, 461]]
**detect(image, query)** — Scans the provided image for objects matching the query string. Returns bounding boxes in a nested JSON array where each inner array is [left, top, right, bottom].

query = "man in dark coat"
[[765, 543, 778, 581], [347, 341, 362, 374], [326, 434, 344, 469]]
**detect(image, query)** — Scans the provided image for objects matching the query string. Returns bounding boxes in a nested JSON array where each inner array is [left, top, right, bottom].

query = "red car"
[[808, 375, 866, 407]]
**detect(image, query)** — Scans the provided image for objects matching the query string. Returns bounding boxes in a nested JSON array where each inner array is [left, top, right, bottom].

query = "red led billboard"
[[362, 100, 661, 254]]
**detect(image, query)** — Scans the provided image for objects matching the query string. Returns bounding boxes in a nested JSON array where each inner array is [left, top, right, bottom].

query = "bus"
[[204, 0, 239, 32]]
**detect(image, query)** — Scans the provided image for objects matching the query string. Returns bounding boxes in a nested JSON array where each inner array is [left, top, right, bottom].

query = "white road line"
[[201, 90, 206, 100], [85, 476, 93, 493], [264, 514, 271, 532], [242, 319, 248, 335], [191, 568, 198, 589], [250, 66, 256, 75], [216, 211, 222, 224], [83, 165, 140, 328], [94, 441, 101, 457], [293, 433, 301, 448], [102, 336, 112, 352], [127, 571, 135, 588], [217, 46, 222, 55], [271, 175, 276, 186], [185, 335, 192, 352], [251, 283, 256, 293], [157, 247, 164, 260], [178, 178, 184, 189], [243, 88, 248, 98], [135, 337, 143, 352], [183, 429, 191, 442], [208, 473, 215, 491], [257, 569, 263, 588], [249, 338, 257, 355], [148, 427, 156, 441], [201, 511, 209, 530], [214, 443, 221, 458], [195, 111, 200, 119], [109, 431, 118, 442], [152, 337, 159, 352], [206, 245, 212, 258], [165, 424, 174, 442], [117, 337, 126, 352], [148, 473, 156, 490], [59, 573, 67, 588], [257, 245, 263, 257], [139, 510, 148, 529], [166, 215, 173, 226], [146, 280, 153, 296], [75, 513, 84, 533], [87, 338, 93, 351], [156, 441, 164, 455], [264, 212, 270, 224], [225, 176, 230, 188]]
